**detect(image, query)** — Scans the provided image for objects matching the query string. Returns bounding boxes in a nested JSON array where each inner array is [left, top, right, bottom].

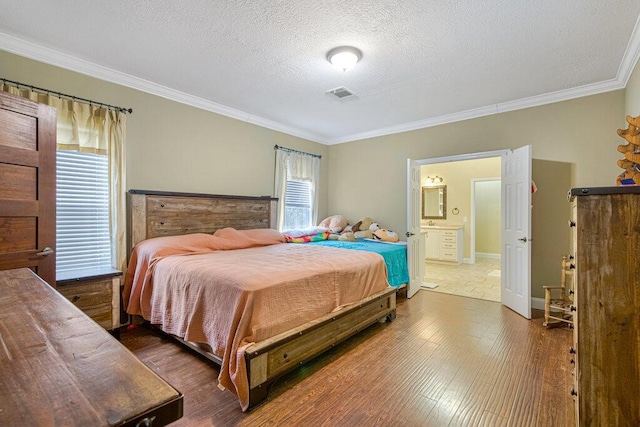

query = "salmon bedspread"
[[123, 228, 390, 410]]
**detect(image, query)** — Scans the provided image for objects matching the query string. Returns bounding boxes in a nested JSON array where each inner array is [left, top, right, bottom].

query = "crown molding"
[[323, 105, 500, 145], [244, 114, 325, 143], [618, 14, 640, 86], [324, 76, 629, 145], [1, 19, 639, 147], [495, 78, 624, 114], [0, 32, 327, 143]]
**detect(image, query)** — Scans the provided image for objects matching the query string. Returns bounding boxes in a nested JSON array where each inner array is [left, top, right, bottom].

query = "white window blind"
[[56, 150, 111, 273], [284, 179, 312, 230]]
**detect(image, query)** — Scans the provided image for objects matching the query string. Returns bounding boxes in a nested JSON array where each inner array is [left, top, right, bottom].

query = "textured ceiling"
[[0, 1, 639, 144]]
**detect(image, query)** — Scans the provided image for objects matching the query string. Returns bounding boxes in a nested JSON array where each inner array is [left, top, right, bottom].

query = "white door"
[[501, 145, 532, 318], [406, 159, 424, 298]]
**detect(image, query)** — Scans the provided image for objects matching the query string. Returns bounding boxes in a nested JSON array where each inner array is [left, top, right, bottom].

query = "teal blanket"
[[308, 239, 409, 287]]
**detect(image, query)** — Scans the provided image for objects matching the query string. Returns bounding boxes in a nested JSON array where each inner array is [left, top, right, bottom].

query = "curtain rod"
[[274, 144, 321, 159], [0, 77, 133, 114]]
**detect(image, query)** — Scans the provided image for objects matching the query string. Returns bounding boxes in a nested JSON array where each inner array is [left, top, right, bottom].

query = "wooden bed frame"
[[127, 189, 397, 410]]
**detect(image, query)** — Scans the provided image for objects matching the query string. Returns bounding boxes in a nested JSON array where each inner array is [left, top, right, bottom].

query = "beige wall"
[[0, 49, 330, 220], [474, 180, 501, 255], [626, 58, 640, 116], [530, 160, 573, 298]]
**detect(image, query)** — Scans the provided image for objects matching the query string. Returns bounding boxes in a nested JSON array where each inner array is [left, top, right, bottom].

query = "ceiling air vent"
[[326, 86, 357, 99]]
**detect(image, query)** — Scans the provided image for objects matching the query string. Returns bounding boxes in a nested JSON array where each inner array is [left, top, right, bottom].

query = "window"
[[56, 150, 111, 273], [284, 179, 312, 230], [274, 148, 320, 231]]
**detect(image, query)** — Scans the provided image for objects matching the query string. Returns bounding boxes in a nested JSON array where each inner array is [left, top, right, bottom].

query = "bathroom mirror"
[[422, 185, 447, 219]]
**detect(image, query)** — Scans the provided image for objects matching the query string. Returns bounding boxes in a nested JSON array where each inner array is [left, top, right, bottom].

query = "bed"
[[124, 190, 398, 411], [307, 239, 409, 287]]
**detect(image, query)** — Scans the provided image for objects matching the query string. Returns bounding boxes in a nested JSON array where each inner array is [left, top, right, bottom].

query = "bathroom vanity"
[[422, 225, 464, 264]]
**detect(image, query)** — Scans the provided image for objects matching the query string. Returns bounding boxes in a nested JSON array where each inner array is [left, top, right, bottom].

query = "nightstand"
[[56, 267, 124, 333]]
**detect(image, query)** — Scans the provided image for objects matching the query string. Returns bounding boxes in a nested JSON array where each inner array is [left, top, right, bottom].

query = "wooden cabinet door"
[[0, 91, 56, 286]]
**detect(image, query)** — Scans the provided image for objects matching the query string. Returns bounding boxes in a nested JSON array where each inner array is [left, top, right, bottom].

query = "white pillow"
[[282, 226, 330, 238]]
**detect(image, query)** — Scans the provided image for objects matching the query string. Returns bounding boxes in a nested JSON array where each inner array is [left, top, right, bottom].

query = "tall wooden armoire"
[[569, 187, 640, 426]]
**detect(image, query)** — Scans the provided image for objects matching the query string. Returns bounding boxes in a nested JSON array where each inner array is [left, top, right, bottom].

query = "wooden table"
[[0, 268, 183, 426]]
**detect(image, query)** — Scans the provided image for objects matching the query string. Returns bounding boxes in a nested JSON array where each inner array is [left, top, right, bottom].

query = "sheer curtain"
[[1, 84, 127, 272], [274, 148, 320, 231]]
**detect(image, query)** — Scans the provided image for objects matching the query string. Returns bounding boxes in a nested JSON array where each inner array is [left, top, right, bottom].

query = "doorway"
[[421, 160, 502, 302], [409, 147, 533, 319], [409, 151, 577, 319]]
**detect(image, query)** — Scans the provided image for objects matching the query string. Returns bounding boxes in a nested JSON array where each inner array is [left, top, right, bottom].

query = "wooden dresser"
[[569, 187, 640, 426], [0, 268, 183, 426], [57, 268, 124, 331]]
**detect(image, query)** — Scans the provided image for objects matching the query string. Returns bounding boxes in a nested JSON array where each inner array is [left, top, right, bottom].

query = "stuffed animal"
[[338, 231, 356, 242], [373, 228, 399, 242], [354, 230, 372, 239], [318, 215, 348, 233], [351, 217, 374, 233], [350, 217, 374, 239]]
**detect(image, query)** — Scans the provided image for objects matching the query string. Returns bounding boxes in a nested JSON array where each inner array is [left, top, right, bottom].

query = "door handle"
[[405, 232, 415, 237], [517, 237, 530, 243], [36, 247, 54, 257]]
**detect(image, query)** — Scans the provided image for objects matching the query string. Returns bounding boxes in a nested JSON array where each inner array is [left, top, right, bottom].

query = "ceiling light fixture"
[[327, 46, 362, 72]]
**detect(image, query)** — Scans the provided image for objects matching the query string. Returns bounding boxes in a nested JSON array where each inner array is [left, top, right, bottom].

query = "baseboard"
[[476, 252, 501, 260], [531, 297, 545, 311]]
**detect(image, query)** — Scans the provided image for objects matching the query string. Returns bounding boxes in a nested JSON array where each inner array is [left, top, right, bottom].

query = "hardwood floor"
[[120, 290, 575, 426]]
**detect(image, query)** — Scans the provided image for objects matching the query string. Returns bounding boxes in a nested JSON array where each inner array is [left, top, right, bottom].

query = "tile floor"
[[422, 257, 501, 302]]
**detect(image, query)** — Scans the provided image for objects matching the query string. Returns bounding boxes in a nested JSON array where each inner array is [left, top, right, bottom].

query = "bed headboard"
[[127, 189, 278, 251]]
